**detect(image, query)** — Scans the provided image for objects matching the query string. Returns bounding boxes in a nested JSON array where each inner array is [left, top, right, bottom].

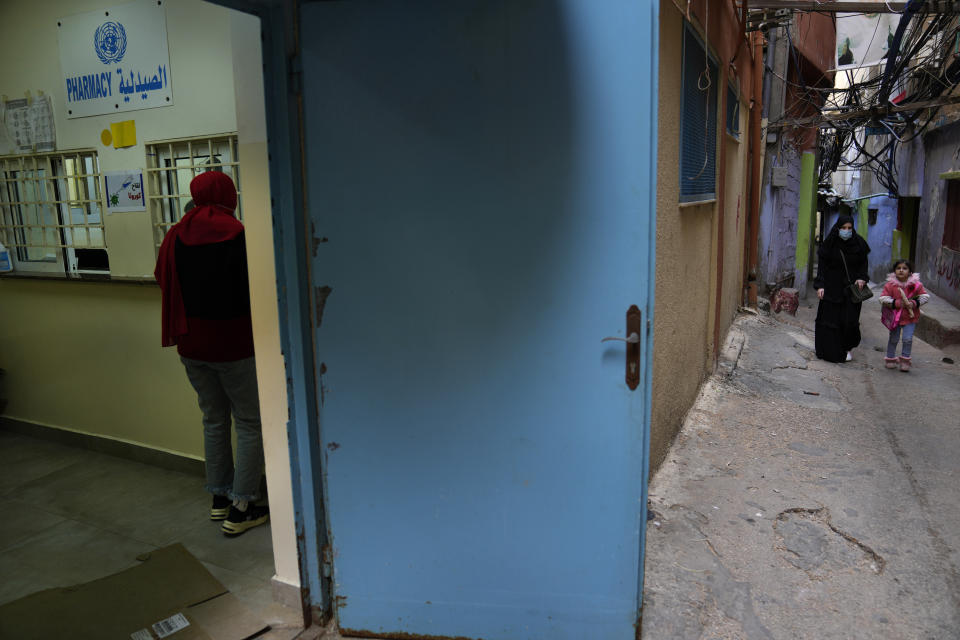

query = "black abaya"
[[815, 296, 864, 362], [813, 215, 871, 363]]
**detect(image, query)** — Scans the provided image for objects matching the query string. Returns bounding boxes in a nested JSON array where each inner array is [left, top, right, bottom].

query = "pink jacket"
[[879, 273, 929, 326]]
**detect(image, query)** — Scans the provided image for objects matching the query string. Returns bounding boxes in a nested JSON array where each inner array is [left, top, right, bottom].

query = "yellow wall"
[[0, 0, 298, 589], [0, 279, 203, 454], [719, 101, 749, 342], [650, 0, 750, 472]]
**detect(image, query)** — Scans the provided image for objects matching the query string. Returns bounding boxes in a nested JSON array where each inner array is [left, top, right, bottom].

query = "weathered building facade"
[[756, 12, 836, 296], [904, 113, 960, 308], [652, 0, 763, 470]]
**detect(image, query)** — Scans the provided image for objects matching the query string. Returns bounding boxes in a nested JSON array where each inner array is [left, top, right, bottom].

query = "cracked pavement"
[[641, 300, 960, 640]]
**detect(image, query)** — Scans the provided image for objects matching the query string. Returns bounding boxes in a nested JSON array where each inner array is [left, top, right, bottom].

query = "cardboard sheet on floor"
[[0, 543, 268, 640]]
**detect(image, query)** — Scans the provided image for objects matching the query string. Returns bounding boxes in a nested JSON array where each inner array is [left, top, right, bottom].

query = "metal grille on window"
[[145, 134, 241, 248], [0, 150, 107, 274]]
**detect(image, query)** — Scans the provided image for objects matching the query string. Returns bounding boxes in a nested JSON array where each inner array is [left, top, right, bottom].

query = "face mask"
[[839, 229, 853, 240]]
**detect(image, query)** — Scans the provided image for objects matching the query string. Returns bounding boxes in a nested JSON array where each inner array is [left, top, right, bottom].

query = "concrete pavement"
[[641, 298, 960, 639], [915, 286, 960, 349]]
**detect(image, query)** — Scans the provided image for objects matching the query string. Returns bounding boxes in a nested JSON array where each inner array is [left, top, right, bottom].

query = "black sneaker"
[[221, 504, 270, 537], [210, 495, 231, 521]]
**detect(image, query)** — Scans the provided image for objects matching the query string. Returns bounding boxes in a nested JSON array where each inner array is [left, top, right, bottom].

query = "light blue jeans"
[[886, 322, 917, 359], [181, 356, 264, 502]]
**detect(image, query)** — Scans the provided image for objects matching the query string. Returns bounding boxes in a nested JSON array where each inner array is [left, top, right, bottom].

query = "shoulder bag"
[[839, 250, 873, 304]]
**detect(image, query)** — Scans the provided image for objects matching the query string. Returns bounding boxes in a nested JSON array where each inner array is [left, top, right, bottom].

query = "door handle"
[[601, 333, 640, 344], [601, 305, 642, 390]]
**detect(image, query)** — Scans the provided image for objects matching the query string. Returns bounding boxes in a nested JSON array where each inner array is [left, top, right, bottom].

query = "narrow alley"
[[641, 297, 960, 640]]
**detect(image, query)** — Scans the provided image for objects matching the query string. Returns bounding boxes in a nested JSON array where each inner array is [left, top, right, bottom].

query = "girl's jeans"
[[886, 322, 917, 359], [181, 356, 264, 502]]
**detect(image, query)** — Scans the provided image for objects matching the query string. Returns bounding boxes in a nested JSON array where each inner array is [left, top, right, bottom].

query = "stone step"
[[870, 283, 960, 348]]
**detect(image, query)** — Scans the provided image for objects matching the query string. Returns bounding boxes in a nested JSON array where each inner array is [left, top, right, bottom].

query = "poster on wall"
[[104, 170, 146, 213], [58, 0, 173, 119], [836, 11, 902, 70], [1, 96, 56, 152]]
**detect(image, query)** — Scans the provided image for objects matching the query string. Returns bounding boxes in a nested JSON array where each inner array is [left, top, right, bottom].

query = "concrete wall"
[[0, 280, 204, 453], [896, 131, 926, 200], [0, 0, 298, 589], [792, 12, 835, 83], [828, 195, 900, 285], [757, 147, 802, 290], [863, 195, 899, 283], [785, 16, 836, 153], [720, 106, 749, 338], [757, 15, 834, 294], [651, 0, 753, 471], [916, 120, 960, 307]]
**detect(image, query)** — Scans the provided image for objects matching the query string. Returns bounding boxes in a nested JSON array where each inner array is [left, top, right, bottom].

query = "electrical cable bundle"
[[766, 2, 960, 196]]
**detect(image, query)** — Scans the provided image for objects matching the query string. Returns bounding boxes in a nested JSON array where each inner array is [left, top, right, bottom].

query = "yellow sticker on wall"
[[110, 120, 137, 148], [100, 129, 113, 146]]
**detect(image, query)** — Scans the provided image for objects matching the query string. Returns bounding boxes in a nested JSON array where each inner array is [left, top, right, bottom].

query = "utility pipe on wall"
[[747, 30, 764, 304], [761, 28, 774, 121], [713, 66, 728, 360]]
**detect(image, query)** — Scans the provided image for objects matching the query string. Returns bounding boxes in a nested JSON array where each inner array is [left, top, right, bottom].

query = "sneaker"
[[884, 357, 898, 369], [210, 495, 231, 521], [899, 356, 911, 372], [221, 504, 270, 537], [845, 351, 853, 362]]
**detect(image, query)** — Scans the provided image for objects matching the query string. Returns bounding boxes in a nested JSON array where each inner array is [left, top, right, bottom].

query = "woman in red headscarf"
[[155, 170, 269, 536]]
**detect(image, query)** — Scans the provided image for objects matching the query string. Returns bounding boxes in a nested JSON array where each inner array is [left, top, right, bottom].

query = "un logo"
[[94, 21, 127, 64]]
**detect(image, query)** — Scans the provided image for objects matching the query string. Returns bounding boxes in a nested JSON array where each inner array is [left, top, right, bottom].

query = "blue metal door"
[[301, 2, 658, 638]]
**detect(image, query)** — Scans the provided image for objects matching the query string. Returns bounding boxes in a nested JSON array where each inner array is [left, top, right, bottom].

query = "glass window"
[[0, 150, 108, 274]]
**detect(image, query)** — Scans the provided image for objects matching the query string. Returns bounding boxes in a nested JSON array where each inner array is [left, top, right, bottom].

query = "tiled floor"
[[0, 429, 303, 639]]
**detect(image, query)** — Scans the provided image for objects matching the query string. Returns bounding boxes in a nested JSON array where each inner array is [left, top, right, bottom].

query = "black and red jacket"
[[154, 171, 254, 362]]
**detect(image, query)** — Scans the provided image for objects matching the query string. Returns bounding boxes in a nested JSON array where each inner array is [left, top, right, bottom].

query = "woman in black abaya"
[[814, 214, 871, 363]]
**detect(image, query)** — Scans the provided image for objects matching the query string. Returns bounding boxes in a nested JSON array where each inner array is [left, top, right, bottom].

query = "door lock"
[[601, 305, 642, 390]]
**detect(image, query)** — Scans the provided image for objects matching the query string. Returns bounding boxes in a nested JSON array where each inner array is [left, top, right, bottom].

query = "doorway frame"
[[207, 0, 329, 624]]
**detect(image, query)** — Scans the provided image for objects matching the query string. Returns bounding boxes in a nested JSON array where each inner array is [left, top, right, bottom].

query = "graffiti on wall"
[[935, 246, 960, 290]]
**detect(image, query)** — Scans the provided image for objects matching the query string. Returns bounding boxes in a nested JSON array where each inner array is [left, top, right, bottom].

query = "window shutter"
[[680, 25, 718, 202]]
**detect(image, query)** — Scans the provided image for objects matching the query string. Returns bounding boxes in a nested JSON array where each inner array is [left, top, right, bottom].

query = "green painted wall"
[[795, 152, 817, 277], [892, 198, 917, 263], [892, 230, 906, 262], [857, 199, 869, 239]]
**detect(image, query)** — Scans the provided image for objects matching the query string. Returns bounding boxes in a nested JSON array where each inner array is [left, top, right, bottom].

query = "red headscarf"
[[155, 171, 244, 347]]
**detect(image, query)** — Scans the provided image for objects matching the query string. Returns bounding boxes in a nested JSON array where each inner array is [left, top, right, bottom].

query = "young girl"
[[879, 260, 929, 372]]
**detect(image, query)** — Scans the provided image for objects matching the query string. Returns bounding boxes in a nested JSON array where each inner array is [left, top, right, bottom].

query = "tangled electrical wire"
[[760, 1, 960, 196], [816, 1, 960, 194]]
